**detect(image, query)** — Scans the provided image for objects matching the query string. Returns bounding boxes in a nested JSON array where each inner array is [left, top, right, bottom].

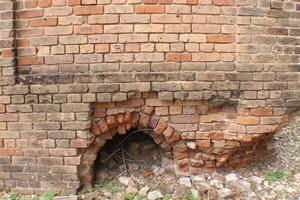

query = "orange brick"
[[1, 50, 14, 58], [196, 140, 211, 148], [210, 131, 223, 140], [68, 0, 81, 6], [16, 10, 43, 19], [29, 18, 58, 27], [166, 53, 192, 62], [213, 0, 235, 6], [38, 0, 52, 8], [25, 0, 38, 8], [74, 6, 103, 15], [135, 5, 165, 14], [187, 0, 198, 4], [0, 105, 5, 113], [235, 116, 260, 125], [158, 0, 173, 4], [95, 44, 110, 53], [0, 148, 23, 156], [207, 34, 235, 43], [18, 56, 44, 66], [143, 0, 157, 4]]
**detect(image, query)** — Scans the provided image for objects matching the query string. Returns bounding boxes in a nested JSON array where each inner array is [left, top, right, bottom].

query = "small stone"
[[54, 196, 78, 200], [125, 186, 138, 194], [238, 180, 251, 192], [118, 176, 134, 186], [225, 173, 238, 184], [147, 190, 163, 200], [187, 141, 196, 149], [178, 177, 192, 187], [139, 186, 150, 196], [249, 176, 263, 185], [210, 180, 224, 189], [162, 157, 174, 171], [196, 182, 211, 193], [217, 188, 234, 199], [212, 172, 225, 181], [191, 175, 206, 183]]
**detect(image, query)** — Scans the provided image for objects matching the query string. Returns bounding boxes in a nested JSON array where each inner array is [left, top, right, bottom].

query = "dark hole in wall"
[[94, 129, 163, 181]]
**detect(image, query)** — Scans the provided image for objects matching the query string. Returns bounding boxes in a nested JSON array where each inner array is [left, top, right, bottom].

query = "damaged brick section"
[[0, 0, 300, 194]]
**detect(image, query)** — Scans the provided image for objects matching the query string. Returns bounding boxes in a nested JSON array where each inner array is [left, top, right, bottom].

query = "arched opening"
[[78, 109, 181, 188]]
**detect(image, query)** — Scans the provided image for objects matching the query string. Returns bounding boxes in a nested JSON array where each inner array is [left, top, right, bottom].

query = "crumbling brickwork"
[[0, 0, 299, 194]]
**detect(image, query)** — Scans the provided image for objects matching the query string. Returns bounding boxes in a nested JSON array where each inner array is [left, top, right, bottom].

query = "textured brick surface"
[[0, 0, 299, 194]]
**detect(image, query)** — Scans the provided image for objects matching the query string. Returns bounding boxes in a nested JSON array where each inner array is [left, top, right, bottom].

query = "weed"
[[94, 179, 121, 194], [265, 170, 286, 184], [3, 193, 18, 200], [40, 191, 56, 200], [124, 193, 145, 200]]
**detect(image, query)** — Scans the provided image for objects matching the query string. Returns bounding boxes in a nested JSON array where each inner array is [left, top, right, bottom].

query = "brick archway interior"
[[78, 105, 181, 186]]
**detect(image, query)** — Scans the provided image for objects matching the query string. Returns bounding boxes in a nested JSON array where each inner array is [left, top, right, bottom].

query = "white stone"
[[162, 157, 174, 171], [210, 180, 224, 189], [225, 173, 238, 184], [249, 176, 263, 185], [125, 186, 138, 194], [191, 175, 206, 183], [118, 176, 133, 186], [147, 190, 163, 200], [178, 177, 192, 187], [187, 141, 196, 149], [139, 186, 150, 196], [238, 180, 251, 192], [217, 188, 234, 199], [196, 182, 210, 193], [54, 196, 78, 200]]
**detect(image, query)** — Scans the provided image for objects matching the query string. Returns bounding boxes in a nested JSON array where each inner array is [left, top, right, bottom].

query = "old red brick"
[[139, 113, 150, 128], [98, 119, 109, 133], [213, 0, 235, 6], [207, 34, 235, 43], [29, 18, 57, 27], [196, 140, 211, 148], [250, 108, 273, 116], [106, 115, 117, 128], [0, 148, 23, 156], [235, 116, 260, 125], [166, 53, 192, 62], [90, 122, 101, 135], [70, 139, 89, 148], [16, 10, 43, 19], [74, 6, 103, 15], [153, 120, 167, 134], [210, 131, 223, 140], [135, 5, 165, 14]]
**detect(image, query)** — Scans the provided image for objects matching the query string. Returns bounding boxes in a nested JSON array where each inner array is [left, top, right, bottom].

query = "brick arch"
[[78, 107, 181, 186]]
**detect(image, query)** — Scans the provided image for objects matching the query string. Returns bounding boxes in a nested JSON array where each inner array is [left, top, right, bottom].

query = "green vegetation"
[[1, 191, 55, 200], [94, 179, 121, 194], [265, 170, 286, 184], [183, 191, 198, 200], [124, 193, 147, 200]]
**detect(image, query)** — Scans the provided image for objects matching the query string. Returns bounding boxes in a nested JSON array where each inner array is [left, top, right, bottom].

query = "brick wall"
[[0, 0, 299, 194]]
